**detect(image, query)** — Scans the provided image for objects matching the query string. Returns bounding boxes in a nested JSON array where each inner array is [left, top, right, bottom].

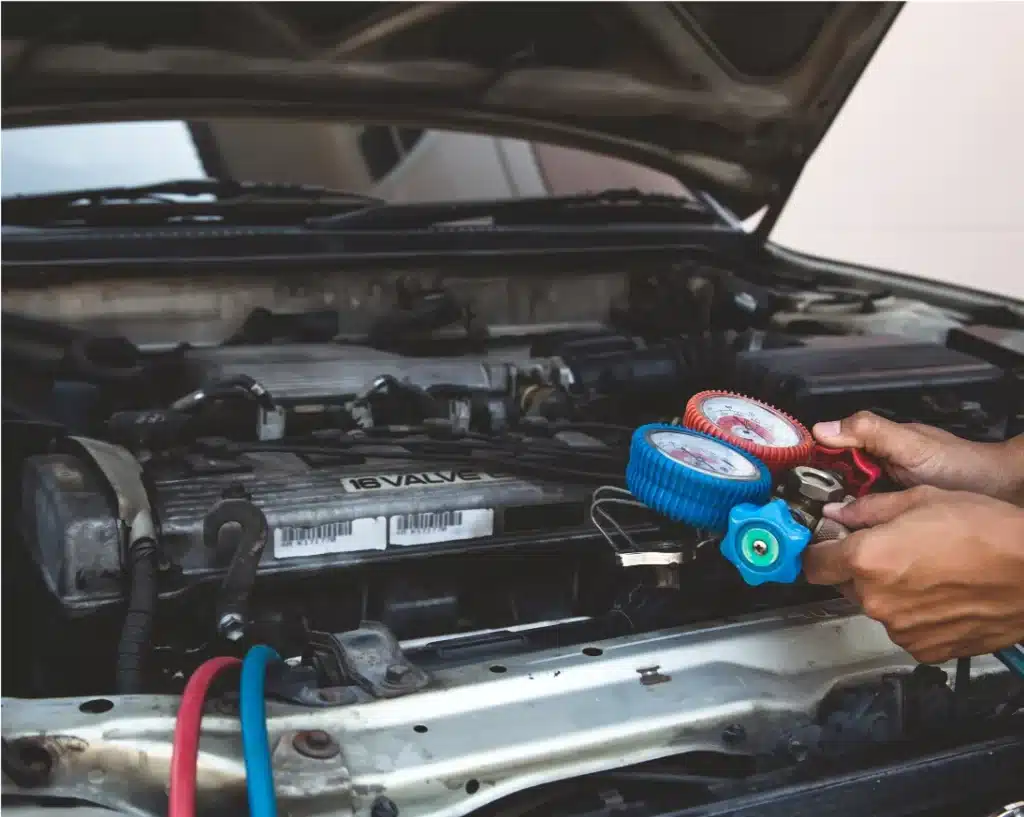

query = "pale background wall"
[[767, 1, 1024, 301]]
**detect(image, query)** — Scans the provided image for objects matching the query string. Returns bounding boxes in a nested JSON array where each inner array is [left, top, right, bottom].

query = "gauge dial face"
[[647, 430, 759, 480], [698, 396, 803, 448]]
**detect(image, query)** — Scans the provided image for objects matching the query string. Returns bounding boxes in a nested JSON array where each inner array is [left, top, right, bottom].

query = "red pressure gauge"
[[682, 391, 814, 474]]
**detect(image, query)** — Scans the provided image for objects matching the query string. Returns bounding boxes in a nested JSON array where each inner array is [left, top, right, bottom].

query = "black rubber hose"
[[171, 374, 276, 412], [116, 537, 159, 694], [2, 311, 143, 383]]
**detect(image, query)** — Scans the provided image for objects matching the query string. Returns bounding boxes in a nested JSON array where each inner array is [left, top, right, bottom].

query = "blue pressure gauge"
[[626, 424, 772, 533]]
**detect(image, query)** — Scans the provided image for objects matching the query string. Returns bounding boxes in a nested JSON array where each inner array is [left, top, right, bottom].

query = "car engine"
[[3, 266, 1022, 817]]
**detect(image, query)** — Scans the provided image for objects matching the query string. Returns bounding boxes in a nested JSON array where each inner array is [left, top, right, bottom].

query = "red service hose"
[[169, 656, 242, 817]]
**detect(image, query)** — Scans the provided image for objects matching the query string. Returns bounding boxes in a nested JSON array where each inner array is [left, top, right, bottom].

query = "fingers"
[[823, 486, 942, 528], [803, 494, 938, 586], [802, 536, 857, 586], [812, 411, 933, 466], [835, 581, 860, 605]]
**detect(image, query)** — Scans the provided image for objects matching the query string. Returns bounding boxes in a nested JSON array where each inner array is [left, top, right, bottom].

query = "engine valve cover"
[[22, 447, 596, 615]]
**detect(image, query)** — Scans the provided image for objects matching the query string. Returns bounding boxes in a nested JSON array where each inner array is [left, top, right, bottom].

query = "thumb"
[[813, 411, 932, 467], [823, 485, 941, 528]]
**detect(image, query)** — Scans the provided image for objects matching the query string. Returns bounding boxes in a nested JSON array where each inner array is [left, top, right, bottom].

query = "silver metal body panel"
[[4, 600, 1000, 817]]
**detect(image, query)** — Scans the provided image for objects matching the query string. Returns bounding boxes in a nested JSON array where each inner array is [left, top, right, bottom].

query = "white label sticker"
[[342, 470, 497, 493], [257, 406, 287, 441], [273, 517, 387, 558], [389, 508, 495, 546]]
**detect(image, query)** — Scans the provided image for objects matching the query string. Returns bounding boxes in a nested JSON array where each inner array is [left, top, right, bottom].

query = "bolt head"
[[292, 730, 340, 759], [218, 613, 245, 641], [385, 663, 411, 683]]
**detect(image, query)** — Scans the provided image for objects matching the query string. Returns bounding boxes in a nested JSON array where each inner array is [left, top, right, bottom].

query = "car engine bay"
[[2, 258, 1023, 817]]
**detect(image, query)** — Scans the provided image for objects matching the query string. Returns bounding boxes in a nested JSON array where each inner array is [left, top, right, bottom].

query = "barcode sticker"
[[389, 508, 494, 546], [257, 406, 287, 441], [273, 517, 386, 558]]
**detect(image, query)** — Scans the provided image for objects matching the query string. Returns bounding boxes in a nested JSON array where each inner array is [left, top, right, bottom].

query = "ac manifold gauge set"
[[624, 391, 881, 586]]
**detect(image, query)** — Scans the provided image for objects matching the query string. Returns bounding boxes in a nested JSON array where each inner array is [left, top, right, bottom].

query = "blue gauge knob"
[[720, 498, 812, 586], [626, 424, 772, 533]]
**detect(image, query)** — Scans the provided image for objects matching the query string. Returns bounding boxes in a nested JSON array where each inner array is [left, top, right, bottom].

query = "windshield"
[[1, 119, 691, 204]]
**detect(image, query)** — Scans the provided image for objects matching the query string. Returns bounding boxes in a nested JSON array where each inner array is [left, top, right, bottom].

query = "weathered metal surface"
[[6, 600, 994, 817]]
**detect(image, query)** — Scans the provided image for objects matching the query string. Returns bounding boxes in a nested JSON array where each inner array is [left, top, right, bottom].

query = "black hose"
[[2, 311, 143, 383], [115, 537, 159, 694], [206, 497, 269, 642], [171, 374, 276, 412]]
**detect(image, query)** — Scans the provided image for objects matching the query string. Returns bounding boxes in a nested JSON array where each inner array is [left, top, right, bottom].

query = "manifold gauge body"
[[626, 424, 772, 533], [683, 391, 813, 474]]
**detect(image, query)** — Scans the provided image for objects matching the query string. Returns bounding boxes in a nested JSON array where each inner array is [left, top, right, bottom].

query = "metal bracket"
[[68, 436, 151, 530], [310, 622, 430, 699]]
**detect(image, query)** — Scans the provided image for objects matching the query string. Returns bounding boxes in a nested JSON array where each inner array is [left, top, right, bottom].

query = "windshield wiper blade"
[[3, 177, 385, 207], [2, 178, 386, 227], [305, 189, 714, 230]]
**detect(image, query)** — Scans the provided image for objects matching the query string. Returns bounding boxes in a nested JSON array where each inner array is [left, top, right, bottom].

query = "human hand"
[[803, 486, 1024, 664], [812, 412, 1024, 505]]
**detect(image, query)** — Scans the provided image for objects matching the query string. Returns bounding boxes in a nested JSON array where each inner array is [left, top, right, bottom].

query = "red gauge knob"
[[682, 391, 814, 474], [809, 444, 882, 498]]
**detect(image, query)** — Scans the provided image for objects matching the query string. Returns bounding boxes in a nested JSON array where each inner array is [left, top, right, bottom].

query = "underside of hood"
[[1, 2, 901, 216]]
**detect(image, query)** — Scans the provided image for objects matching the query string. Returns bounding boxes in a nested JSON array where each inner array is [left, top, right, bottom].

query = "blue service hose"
[[994, 644, 1024, 680], [240, 644, 281, 817]]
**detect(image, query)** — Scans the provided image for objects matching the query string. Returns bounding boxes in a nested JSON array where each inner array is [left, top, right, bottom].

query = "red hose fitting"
[[809, 445, 882, 498]]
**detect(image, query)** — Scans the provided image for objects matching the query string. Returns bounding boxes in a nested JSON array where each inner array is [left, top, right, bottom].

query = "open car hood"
[[1, 2, 901, 217]]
